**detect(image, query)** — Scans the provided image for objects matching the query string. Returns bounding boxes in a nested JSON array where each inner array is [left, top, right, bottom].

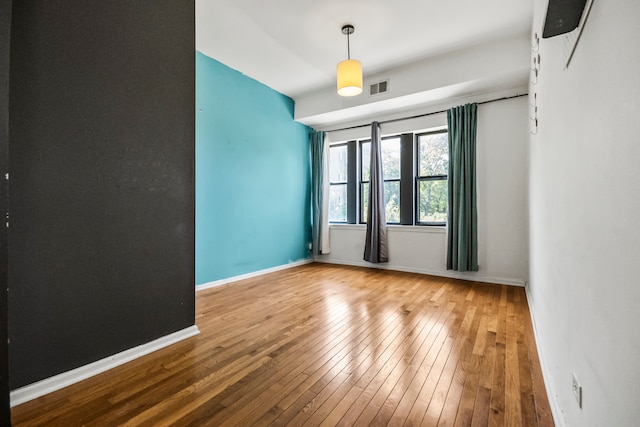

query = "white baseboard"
[[196, 258, 313, 291], [10, 325, 200, 407], [525, 285, 564, 427], [314, 258, 525, 287]]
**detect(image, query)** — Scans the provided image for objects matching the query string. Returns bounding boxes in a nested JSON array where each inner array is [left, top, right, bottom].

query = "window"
[[328, 144, 348, 222], [417, 131, 448, 225], [359, 136, 401, 224], [329, 128, 448, 226]]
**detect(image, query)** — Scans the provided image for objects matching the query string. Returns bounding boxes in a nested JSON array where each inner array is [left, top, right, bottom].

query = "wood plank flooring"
[[11, 263, 553, 426]]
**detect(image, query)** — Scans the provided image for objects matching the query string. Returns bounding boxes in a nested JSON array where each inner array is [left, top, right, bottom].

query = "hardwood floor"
[[12, 263, 553, 426]]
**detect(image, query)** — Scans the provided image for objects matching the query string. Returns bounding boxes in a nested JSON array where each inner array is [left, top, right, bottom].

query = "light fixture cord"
[[347, 31, 351, 60]]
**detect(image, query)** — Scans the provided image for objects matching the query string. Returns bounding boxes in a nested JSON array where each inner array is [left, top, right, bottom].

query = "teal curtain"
[[311, 130, 327, 256], [364, 121, 388, 263], [447, 104, 478, 271]]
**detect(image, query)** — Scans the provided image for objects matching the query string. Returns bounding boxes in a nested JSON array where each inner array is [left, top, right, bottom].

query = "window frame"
[[328, 143, 349, 223], [358, 136, 402, 225], [415, 130, 449, 226], [327, 127, 448, 227]]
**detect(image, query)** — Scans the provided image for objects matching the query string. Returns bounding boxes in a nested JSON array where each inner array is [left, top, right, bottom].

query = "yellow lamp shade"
[[337, 59, 363, 96]]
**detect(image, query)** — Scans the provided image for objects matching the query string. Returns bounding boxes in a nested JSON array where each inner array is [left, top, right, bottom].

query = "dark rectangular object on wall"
[[8, 1, 195, 389], [0, 0, 12, 422], [542, 0, 588, 38]]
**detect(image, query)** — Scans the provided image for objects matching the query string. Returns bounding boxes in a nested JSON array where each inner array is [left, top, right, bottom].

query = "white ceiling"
[[196, 0, 534, 99]]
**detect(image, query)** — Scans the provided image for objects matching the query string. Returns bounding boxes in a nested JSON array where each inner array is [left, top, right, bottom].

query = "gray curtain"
[[447, 103, 478, 271], [364, 121, 388, 263], [311, 130, 327, 256]]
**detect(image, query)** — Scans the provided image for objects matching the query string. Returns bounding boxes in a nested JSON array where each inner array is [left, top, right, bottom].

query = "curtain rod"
[[326, 93, 528, 133]]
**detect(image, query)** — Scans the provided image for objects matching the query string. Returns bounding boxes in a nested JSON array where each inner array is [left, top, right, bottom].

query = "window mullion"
[[400, 133, 414, 225], [347, 140, 357, 224]]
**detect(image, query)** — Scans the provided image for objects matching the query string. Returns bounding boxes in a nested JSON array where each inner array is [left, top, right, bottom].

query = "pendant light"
[[337, 25, 363, 96]]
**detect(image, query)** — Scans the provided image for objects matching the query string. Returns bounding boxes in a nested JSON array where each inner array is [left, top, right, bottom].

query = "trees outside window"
[[328, 144, 348, 222], [417, 131, 448, 225], [359, 136, 401, 224]]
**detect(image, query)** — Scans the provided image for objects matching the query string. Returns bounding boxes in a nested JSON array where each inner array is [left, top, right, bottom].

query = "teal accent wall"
[[196, 52, 312, 285]]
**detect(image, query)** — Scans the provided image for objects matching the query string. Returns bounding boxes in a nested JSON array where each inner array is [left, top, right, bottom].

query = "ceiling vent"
[[369, 80, 389, 96]]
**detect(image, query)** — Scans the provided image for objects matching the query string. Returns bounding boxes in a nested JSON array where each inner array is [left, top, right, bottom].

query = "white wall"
[[317, 96, 529, 287], [528, 1, 640, 426]]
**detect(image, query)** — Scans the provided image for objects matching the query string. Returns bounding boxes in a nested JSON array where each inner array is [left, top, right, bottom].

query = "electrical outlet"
[[572, 373, 582, 408]]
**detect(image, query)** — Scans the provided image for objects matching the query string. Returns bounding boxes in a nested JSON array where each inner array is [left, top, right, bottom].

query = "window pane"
[[329, 145, 348, 183], [361, 142, 370, 181], [384, 180, 400, 223], [361, 182, 369, 223], [418, 179, 448, 223], [362, 138, 401, 181], [382, 137, 401, 179], [360, 181, 400, 224], [329, 184, 347, 222], [418, 132, 448, 177]]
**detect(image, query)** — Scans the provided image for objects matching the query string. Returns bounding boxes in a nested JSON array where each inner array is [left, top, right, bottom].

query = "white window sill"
[[329, 223, 446, 234]]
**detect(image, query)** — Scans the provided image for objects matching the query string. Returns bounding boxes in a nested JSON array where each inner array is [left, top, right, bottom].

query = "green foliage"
[[418, 132, 448, 223], [418, 180, 447, 223], [418, 133, 448, 176]]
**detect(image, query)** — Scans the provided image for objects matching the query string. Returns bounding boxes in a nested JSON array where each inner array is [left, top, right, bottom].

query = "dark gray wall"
[[1, 0, 12, 422], [8, 1, 195, 389]]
